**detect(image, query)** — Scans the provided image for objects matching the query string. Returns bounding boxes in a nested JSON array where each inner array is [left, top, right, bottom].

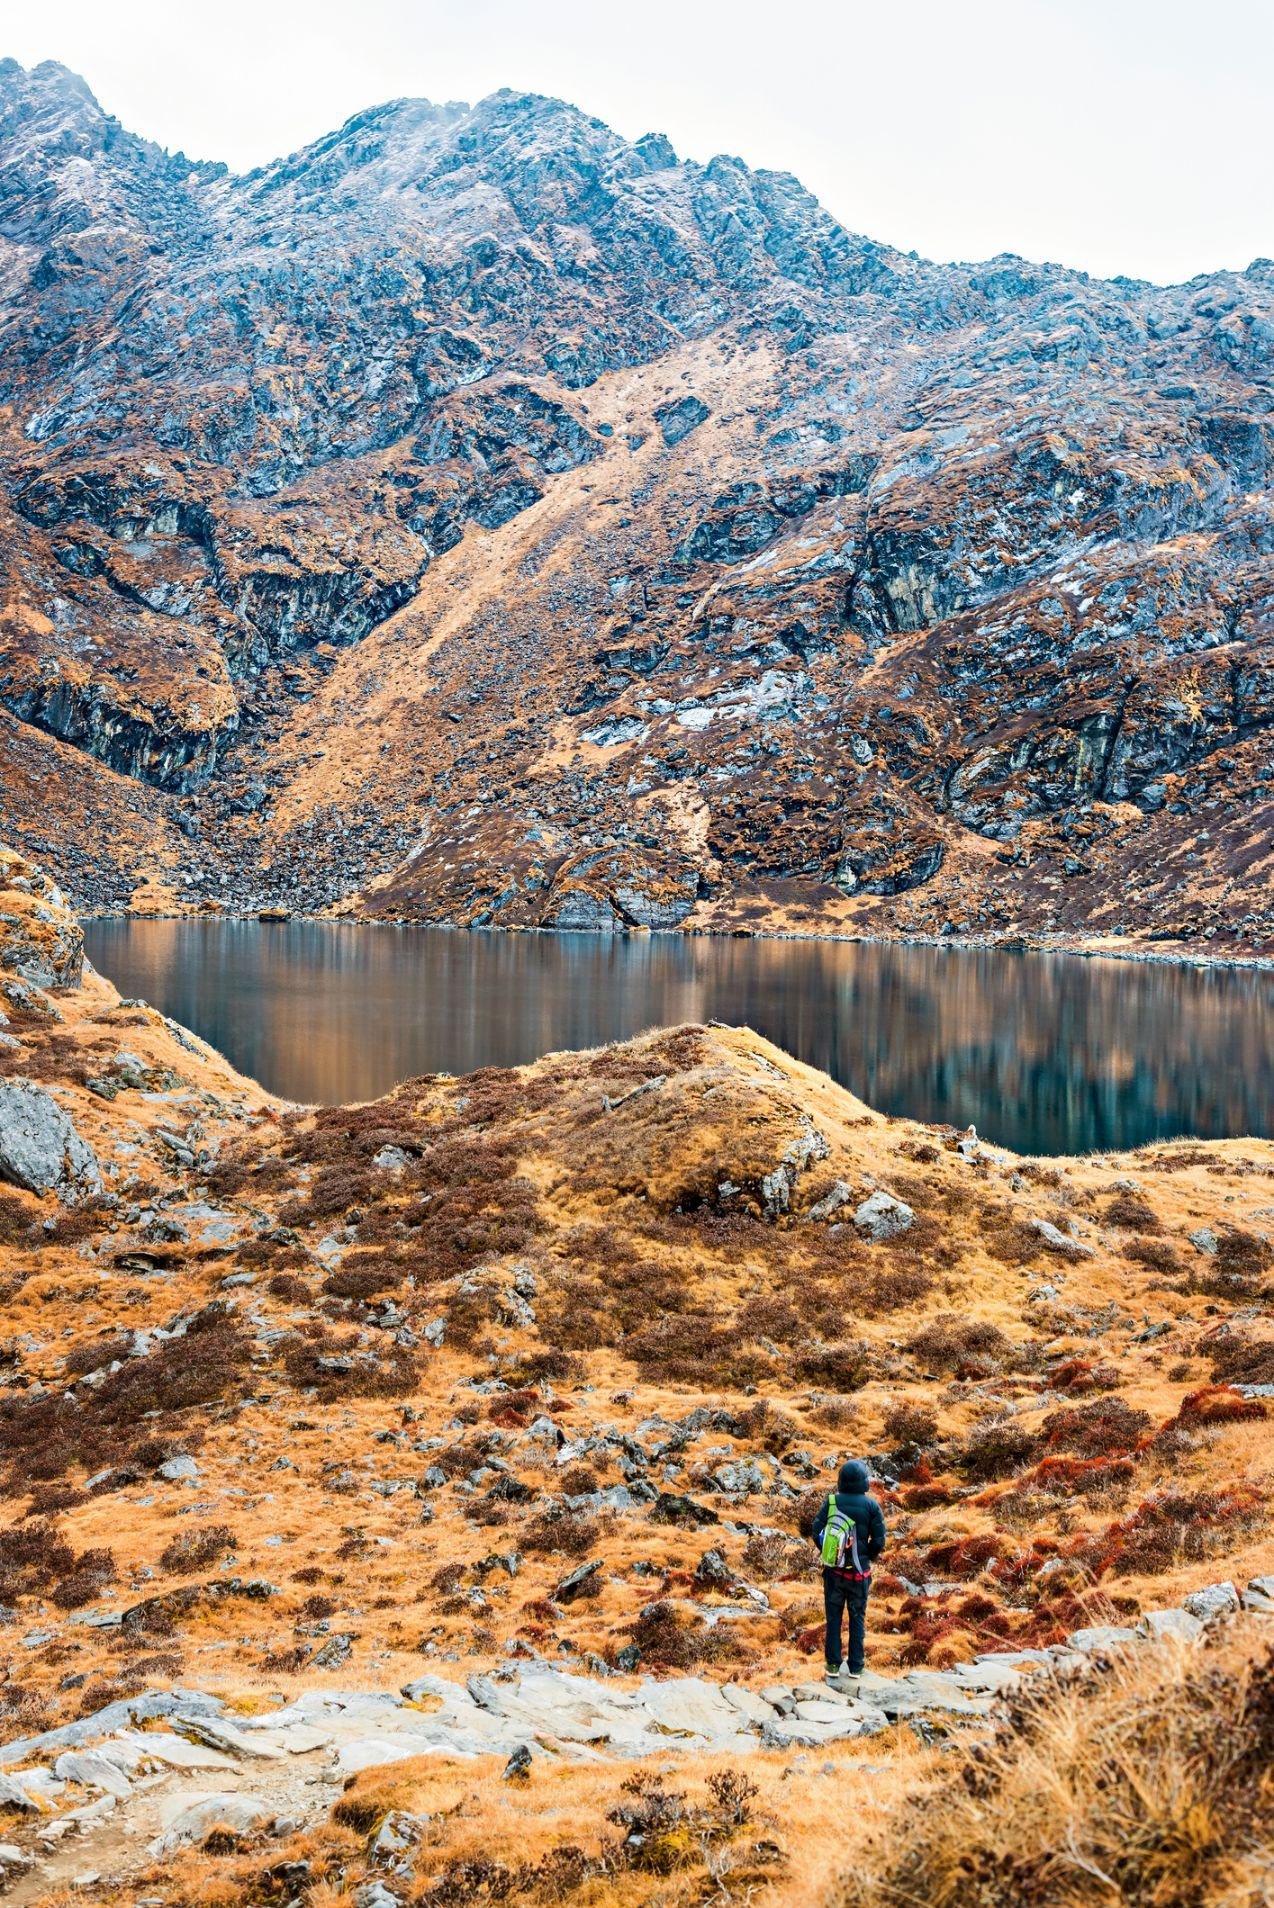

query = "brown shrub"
[[957, 1418, 1039, 1482], [63, 1334, 133, 1376], [1103, 1194, 1161, 1232], [921, 1533, 1000, 1579], [498, 1348, 581, 1387], [983, 1220, 1046, 1266], [521, 1508, 605, 1558], [322, 1259, 403, 1302], [1081, 1487, 1265, 1577], [0, 1326, 251, 1486], [1124, 1237, 1181, 1273], [794, 1341, 873, 1390], [266, 1271, 312, 1303], [621, 1314, 773, 1387], [1038, 1397, 1151, 1457], [740, 1531, 813, 1580], [882, 1402, 938, 1450], [1207, 1334, 1274, 1388], [0, 1190, 39, 1248], [1169, 1386, 1267, 1428], [1187, 1228, 1273, 1297], [860, 1265, 938, 1313], [205, 1143, 294, 1199], [733, 1399, 802, 1453], [159, 1524, 238, 1575], [625, 1598, 743, 1670], [907, 1315, 1011, 1373], [49, 1548, 116, 1609], [0, 1519, 76, 1599]]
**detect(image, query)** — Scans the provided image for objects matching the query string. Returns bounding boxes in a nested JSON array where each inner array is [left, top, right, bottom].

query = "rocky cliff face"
[[0, 58, 1271, 947]]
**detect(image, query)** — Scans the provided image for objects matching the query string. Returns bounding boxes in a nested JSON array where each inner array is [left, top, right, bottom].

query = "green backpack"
[[819, 1494, 864, 1571]]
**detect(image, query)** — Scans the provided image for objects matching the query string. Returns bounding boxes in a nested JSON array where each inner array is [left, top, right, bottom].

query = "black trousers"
[[823, 1570, 870, 1672]]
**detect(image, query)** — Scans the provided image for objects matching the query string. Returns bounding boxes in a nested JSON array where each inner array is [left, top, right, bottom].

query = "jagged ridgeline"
[[0, 58, 1271, 943]]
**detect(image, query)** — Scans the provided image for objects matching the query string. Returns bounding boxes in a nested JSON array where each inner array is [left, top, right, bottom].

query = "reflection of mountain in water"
[[84, 923, 1274, 1156]]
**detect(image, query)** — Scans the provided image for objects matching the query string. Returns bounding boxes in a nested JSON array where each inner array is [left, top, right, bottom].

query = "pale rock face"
[[0, 1077, 101, 1198]]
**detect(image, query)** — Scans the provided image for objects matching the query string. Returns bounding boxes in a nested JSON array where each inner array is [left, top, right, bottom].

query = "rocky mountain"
[[0, 57, 1271, 949], [0, 841, 1273, 1902]]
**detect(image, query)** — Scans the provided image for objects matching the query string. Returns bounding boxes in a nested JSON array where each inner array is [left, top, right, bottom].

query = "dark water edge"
[[83, 919, 1274, 1156]]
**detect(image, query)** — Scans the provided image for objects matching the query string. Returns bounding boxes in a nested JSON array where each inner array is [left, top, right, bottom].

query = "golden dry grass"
[[830, 1620, 1274, 1908]]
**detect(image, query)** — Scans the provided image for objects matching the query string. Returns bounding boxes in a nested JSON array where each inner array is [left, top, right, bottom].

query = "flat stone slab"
[[182, 1717, 287, 1760], [243, 1723, 334, 1754], [116, 1731, 238, 1772], [720, 1684, 779, 1725], [631, 1676, 740, 1738], [52, 1751, 134, 1799], [337, 1735, 485, 1774]]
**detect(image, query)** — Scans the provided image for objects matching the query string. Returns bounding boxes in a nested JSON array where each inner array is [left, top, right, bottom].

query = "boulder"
[[1031, 1219, 1096, 1259], [1067, 1624, 1139, 1651], [370, 1808, 428, 1857], [151, 1792, 277, 1853], [0, 1773, 39, 1812], [711, 1458, 770, 1496], [553, 1560, 603, 1604], [1182, 1582, 1241, 1622], [634, 1677, 741, 1739], [52, 1749, 134, 1798], [0, 1079, 101, 1198], [806, 1180, 855, 1223], [0, 1689, 224, 1765], [158, 1455, 199, 1481], [356, 1884, 404, 1908], [653, 394, 710, 446], [853, 1190, 914, 1240], [1138, 1608, 1204, 1643]]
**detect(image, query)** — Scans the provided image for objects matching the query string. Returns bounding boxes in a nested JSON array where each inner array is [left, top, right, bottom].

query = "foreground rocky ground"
[[1, 61, 1273, 956], [1, 845, 1273, 1903]]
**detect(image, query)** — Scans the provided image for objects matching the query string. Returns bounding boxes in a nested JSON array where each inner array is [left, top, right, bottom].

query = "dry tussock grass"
[[830, 1625, 1274, 1908]]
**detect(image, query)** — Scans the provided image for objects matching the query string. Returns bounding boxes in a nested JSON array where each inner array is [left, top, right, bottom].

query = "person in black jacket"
[[811, 1458, 887, 1688]]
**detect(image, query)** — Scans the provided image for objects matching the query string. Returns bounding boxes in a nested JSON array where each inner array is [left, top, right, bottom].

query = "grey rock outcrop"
[[853, 1190, 915, 1240], [0, 1078, 101, 1198]]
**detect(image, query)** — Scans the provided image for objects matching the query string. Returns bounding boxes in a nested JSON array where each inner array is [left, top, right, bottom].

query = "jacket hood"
[[838, 1459, 870, 1493]]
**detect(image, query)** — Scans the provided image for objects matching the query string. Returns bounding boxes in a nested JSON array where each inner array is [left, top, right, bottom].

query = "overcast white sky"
[[5, 0, 1271, 284]]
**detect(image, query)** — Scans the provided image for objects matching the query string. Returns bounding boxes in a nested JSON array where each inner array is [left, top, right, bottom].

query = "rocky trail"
[[3, 1585, 1272, 1902]]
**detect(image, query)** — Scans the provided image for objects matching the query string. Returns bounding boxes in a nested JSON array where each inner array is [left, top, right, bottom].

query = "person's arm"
[[868, 1498, 886, 1560], [811, 1497, 829, 1547]]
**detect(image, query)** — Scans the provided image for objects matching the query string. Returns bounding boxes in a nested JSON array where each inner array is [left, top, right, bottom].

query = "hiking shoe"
[[824, 1665, 844, 1686]]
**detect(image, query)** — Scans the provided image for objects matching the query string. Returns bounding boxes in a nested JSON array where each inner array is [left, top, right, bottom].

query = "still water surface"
[[83, 921, 1274, 1156]]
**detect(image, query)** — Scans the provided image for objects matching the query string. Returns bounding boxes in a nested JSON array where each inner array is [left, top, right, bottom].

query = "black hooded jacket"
[[811, 1461, 887, 1576]]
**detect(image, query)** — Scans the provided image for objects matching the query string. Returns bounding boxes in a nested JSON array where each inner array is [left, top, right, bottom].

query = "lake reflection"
[[83, 921, 1274, 1155]]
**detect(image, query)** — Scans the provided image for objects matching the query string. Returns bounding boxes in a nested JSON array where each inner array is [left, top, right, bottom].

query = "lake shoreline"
[[81, 906, 1274, 977]]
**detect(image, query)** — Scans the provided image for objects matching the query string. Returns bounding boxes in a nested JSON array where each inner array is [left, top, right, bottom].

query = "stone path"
[[1, 1578, 1270, 1901]]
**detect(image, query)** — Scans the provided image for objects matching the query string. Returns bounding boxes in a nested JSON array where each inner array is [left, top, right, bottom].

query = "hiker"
[[811, 1458, 886, 1691]]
